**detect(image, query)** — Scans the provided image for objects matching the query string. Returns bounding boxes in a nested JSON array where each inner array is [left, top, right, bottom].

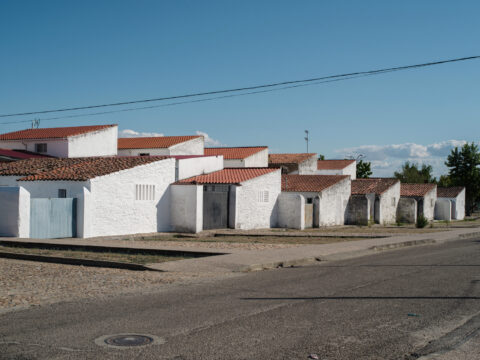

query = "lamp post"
[[304, 130, 309, 153]]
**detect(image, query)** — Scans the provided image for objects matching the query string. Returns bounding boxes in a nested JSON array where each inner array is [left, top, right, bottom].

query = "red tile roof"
[[0, 125, 116, 140], [400, 183, 437, 197], [351, 178, 400, 195], [204, 147, 267, 159], [176, 168, 279, 185], [118, 136, 202, 149], [437, 186, 465, 198], [317, 159, 355, 170], [0, 157, 169, 181], [282, 175, 349, 192], [0, 148, 53, 160], [269, 153, 316, 165]]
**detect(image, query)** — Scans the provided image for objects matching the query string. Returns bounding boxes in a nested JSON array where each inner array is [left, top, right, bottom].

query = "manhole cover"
[[105, 334, 153, 347], [95, 333, 165, 349]]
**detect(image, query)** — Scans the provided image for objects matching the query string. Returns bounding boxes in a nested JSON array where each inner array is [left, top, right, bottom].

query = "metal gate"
[[30, 198, 77, 238], [203, 185, 229, 230]]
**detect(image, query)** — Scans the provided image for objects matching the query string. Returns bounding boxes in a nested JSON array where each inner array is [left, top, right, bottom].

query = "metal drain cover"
[[105, 334, 153, 347], [95, 333, 165, 349]]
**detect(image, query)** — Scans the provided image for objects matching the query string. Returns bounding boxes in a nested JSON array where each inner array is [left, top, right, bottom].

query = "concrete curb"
[[213, 232, 388, 239], [0, 251, 159, 271], [370, 239, 437, 251]]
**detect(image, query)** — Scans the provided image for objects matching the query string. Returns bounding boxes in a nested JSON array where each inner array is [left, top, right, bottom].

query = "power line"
[[0, 69, 404, 126], [0, 55, 478, 119]]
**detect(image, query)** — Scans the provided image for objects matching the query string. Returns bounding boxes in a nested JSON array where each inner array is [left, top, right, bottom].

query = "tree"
[[318, 154, 325, 160], [394, 161, 435, 184], [437, 174, 452, 187], [356, 160, 372, 179], [445, 142, 480, 215]]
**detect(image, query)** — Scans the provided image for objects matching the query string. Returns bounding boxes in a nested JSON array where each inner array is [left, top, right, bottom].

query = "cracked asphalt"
[[1, 237, 479, 359]]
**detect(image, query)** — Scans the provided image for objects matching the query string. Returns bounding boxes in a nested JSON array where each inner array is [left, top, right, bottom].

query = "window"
[[139, 153, 150, 156], [58, 189, 67, 198], [306, 197, 313, 204], [258, 190, 269, 203], [135, 184, 155, 200], [35, 143, 47, 153]]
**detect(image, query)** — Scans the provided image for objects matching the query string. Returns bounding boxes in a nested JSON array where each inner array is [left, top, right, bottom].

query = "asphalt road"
[[1, 237, 480, 360]]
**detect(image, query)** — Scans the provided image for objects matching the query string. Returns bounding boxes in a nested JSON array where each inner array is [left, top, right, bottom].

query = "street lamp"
[[304, 130, 309, 153]]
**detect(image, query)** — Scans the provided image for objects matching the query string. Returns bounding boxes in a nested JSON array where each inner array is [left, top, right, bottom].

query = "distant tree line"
[[354, 143, 480, 215]]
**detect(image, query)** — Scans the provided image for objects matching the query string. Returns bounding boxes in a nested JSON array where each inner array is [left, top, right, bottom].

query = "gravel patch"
[[0, 258, 210, 313]]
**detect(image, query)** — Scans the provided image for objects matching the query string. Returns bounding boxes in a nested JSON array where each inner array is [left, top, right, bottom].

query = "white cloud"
[[196, 131, 223, 146], [119, 129, 164, 137], [336, 140, 470, 177]]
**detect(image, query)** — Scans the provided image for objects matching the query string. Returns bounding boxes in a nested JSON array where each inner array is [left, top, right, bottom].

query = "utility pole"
[[304, 130, 309, 153]]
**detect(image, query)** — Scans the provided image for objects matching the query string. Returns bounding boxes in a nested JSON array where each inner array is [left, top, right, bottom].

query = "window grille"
[[135, 184, 155, 200], [58, 189, 67, 198], [258, 190, 269, 203], [35, 143, 47, 153]]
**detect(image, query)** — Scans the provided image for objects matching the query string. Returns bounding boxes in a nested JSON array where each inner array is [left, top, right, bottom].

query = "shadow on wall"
[[270, 197, 280, 227], [156, 185, 171, 231]]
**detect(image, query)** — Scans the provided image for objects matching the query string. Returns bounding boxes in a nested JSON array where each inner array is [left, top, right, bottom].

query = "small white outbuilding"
[[400, 183, 437, 221], [204, 147, 268, 168], [435, 186, 465, 220], [317, 159, 357, 179], [268, 153, 318, 174]]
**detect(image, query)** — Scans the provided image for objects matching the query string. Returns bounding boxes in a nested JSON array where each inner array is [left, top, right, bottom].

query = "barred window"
[[135, 184, 155, 200], [258, 190, 269, 203]]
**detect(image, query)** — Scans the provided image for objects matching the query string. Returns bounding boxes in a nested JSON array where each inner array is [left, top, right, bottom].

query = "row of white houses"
[[0, 124, 465, 239]]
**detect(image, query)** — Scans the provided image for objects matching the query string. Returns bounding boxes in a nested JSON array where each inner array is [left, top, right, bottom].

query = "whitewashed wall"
[[317, 163, 356, 179], [169, 137, 204, 155], [277, 193, 305, 229], [0, 139, 67, 157], [438, 189, 465, 220], [422, 188, 437, 221], [177, 156, 223, 180], [170, 184, 203, 233], [0, 187, 30, 237], [0, 176, 22, 187], [434, 199, 452, 221], [68, 126, 117, 157], [88, 158, 176, 237], [298, 156, 317, 174], [233, 170, 281, 229], [244, 149, 268, 167], [223, 159, 245, 168], [17, 180, 88, 198], [378, 181, 400, 224]]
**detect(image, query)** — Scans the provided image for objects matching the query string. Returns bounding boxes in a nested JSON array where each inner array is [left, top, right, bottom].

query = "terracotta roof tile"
[[0, 157, 169, 181], [269, 153, 316, 165], [437, 186, 465, 198], [176, 168, 278, 185], [118, 136, 201, 149], [0, 148, 53, 160], [352, 178, 400, 195], [282, 175, 349, 192], [204, 147, 267, 159], [400, 183, 437, 197], [0, 125, 116, 140], [317, 159, 355, 170]]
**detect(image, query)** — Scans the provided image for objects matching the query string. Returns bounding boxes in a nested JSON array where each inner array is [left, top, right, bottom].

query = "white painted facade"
[[434, 199, 452, 221], [0, 126, 118, 158], [118, 137, 204, 156], [277, 193, 305, 230], [377, 181, 400, 225], [317, 162, 357, 179], [295, 156, 318, 175], [421, 188, 437, 221], [176, 156, 223, 181], [437, 188, 465, 220], [170, 184, 203, 233], [232, 170, 281, 229], [288, 178, 351, 226], [223, 148, 269, 168], [0, 186, 30, 237]]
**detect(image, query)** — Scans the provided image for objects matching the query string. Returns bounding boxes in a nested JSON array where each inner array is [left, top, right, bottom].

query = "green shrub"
[[416, 215, 428, 228]]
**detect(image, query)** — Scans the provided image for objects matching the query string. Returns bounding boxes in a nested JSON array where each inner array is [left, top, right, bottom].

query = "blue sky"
[[1, 1, 479, 176]]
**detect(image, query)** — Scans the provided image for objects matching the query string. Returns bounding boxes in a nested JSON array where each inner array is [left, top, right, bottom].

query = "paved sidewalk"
[[2, 227, 479, 276]]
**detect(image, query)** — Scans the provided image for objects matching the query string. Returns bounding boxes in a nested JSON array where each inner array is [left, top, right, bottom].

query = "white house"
[[435, 186, 465, 221], [0, 156, 176, 238], [0, 125, 118, 158], [268, 153, 317, 174], [317, 159, 356, 179], [281, 174, 351, 227], [347, 178, 400, 225], [204, 147, 268, 168], [171, 168, 281, 233], [118, 136, 204, 156], [400, 183, 437, 221]]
